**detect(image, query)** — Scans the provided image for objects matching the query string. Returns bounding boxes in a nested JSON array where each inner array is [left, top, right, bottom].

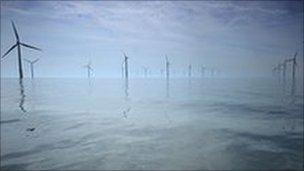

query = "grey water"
[[1, 78, 303, 170]]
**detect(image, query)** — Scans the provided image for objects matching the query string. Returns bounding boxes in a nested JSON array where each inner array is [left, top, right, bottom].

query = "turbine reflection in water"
[[124, 79, 129, 100], [166, 78, 170, 98], [18, 79, 26, 112]]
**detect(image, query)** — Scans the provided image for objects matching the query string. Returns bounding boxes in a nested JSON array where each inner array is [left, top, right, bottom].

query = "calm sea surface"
[[1, 78, 303, 170]]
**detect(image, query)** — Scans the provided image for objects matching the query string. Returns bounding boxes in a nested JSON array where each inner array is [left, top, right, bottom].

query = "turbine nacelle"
[[24, 58, 39, 64]]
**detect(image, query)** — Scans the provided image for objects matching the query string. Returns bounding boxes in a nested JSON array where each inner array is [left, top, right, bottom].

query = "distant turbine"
[[272, 65, 279, 77], [201, 66, 205, 78], [165, 55, 170, 98], [123, 52, 129, 80], [165, 55, 170, 80], [211, 68, 215, 77], [24, 58, 39, 79], [285, 52, 298, 93], [160, 69, 164, 77], [276, 64, 282, 81], [84, 60, 93, 78], [281, 59, 288, 84], [121, 60, 125, 78], [142, 66, 148, 78], [188, 64, 192, 78], [1, 21, 42, 79]]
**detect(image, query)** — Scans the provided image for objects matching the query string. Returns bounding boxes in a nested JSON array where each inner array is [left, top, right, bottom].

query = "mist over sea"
[[1, 77, 303, 170]]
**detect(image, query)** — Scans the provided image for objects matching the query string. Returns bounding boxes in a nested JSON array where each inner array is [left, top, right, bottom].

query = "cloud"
[[1, 1, 303, 77]]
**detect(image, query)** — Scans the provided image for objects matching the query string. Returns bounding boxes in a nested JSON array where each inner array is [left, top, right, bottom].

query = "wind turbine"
[[1, 21, 42, 79], [272, 66, 277, 76], [272, 65, 280, 78], [201, 66, 205, 78], [24, 58, 39, 79], [142, 66, 148, 78], [160, 69, 164, 77], [165, 55, 170, 98], [211, 68, 215, 77], [122, 52, 129, 98], [281, 59, 288, 84], [285, 52, 298, 94], [84, 60, 93, 78], [188, 64, 192, 78], [165, 55, 170, 80], [123, 52, 129, 81], [121, 60, 125, 79]]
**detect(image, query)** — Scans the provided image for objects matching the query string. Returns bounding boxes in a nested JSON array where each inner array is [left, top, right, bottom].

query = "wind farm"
[[0, 1, 303, 171]]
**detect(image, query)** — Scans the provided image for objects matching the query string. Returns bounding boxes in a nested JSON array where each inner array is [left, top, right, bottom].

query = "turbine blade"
[[123, 52, 128, 59], [11, 21, 19, 41], [32, 58, 39, 63], [294, 52, 298, 58], [20, 43, 42, 51], [23, 58, 31, 63], [1, 44, 17, 59]]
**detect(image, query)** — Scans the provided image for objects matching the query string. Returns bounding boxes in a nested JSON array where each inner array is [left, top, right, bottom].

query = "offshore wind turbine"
[[285, 52, 298, 94], [160, 69, 164, 77], [272, 66, 278, 76], [188, 64, 192, 78], [165, 55, 170, 98], [211, 68, 215, 77], [121, 60, 125, 78], [1, 21, 42, 79], [277, 63, 284, 82], [123, 52, 129, 81], [24, 58, 39, 79], [281, 59, 288, 84], [122, 52, 129, 98], [165, 55, 170, 80], [201, 66, 205, 78], [84, 60, 93, 78], [272, 65, 280, 78], [142, 66, 148, 78]]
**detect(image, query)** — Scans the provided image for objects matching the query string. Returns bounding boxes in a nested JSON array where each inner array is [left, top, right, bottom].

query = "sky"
[[0, 1, 303, 78]]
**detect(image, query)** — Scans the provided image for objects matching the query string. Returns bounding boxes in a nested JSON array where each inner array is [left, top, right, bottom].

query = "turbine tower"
[[1, 21, 42, 79], [201, 66, 205, 78], [188, 64, 192, 78], [24, 58, 39, 79], [121, 60, 125, 78], [278, 63, 284, 82], [282, 59, 288, 84], [165, 55, 170, 80], [165, 55, 170, 98], [143, 66, 148, 78], [285, 52, 298, 94], [123, 52, 129, 80], [84, 60, 93, 78]]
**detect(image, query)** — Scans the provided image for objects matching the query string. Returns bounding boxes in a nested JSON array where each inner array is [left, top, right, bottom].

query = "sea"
[[1, 77, 303, 170]]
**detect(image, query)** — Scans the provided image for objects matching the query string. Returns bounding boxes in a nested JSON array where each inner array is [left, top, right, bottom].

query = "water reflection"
[[87, 78, 93, 95], [18, 79, 26, 112], [124, 79, 129, 100], [291, 78, 296, 97], [166, 78, 170, 98]]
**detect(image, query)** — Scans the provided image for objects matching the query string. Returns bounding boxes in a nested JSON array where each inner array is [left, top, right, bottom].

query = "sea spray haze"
[[1, 1, 303, 170]]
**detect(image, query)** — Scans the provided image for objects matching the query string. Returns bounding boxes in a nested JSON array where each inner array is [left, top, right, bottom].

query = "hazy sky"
[[1, 1, 303, 78]]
